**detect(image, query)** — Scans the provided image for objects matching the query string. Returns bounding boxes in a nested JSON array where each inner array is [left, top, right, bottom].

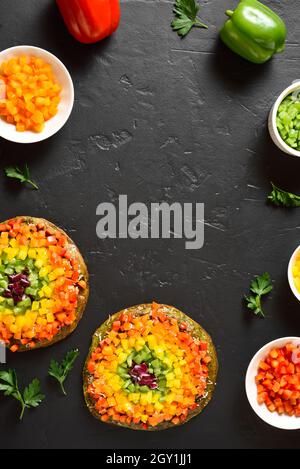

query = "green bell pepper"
[[220, 0, 287, 64]]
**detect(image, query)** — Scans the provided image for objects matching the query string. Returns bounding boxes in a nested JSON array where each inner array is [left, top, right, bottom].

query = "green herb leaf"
[[250, 272, 273, 297], [171, 0, 208, 37], [245, 273, 273, 318], [268, 182, 300, 207], [245, 295, 263, 316], [49, 349, 79, 396], [0, 369, 44, 420], [4, 164, 38, 190], [0, 369, 20, 398], [23, 378, 45, 409]]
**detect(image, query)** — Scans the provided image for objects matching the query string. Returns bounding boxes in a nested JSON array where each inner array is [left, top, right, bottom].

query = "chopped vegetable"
[[171, 0, 207, 38], [3, 269, 31, 305], [49, 349, 79, 395], [5, 165, 38, 190], [0, 369, 44, 420], [0, 56, 61, 133], [276, 92, 300, 150], [268, 183, 300, 207], [129, 362, 158, 390], [56, 0, 121, 44], [220, 0, 286, 64], [256, 343, 300, 416], [245, 273, 273, 318]]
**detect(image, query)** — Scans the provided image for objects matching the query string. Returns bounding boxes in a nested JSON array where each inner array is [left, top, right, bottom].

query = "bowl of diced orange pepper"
[[0, 45, 74, 143], [246, 337, 300, 430]]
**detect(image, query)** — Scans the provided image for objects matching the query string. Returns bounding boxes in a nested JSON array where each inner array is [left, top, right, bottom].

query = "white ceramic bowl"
[[246, 337, 300, 430], [288, 245, 300, 302], [268, 80, 300, 157], [0, 45, 74, 144]]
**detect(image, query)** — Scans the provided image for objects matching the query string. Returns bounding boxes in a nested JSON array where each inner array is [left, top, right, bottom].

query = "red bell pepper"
[[56, 0, 120, 44]]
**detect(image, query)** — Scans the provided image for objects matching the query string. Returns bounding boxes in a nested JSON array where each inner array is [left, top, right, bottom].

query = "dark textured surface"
[[0, 0, 300, 449]]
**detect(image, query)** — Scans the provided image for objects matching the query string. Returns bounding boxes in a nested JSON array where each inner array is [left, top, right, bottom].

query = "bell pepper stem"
[[225, 10, 234, 17]]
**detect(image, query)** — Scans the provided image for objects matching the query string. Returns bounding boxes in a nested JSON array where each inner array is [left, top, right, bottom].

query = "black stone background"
[[0, 0, 299, 449]]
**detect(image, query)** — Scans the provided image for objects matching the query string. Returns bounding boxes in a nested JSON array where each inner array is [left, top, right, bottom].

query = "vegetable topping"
[[256, 343, 300, 417], [0, 55, 61, 133], [129, 362, 158, 390], [0, 217, 87, 352], [85, 303, 213, 430]]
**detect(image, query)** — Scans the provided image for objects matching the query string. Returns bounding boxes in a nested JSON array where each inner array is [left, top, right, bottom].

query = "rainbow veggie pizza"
[[0, 217, 89, 352], [84, 303, 218, 430]]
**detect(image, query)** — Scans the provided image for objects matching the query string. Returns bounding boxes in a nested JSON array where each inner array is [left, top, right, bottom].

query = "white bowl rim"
[[0, 45, 74, 144], [288, 245, 300, 302], [270, 80, 300, 157], [245, 336, 300, 430]]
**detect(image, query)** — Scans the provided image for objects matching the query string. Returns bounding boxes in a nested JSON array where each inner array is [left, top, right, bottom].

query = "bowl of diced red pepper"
[[246, 337, 300, 430]]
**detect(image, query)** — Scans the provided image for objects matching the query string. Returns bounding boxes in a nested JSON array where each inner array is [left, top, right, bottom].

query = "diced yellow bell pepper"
[[140, 394, 148, 406], [35, 258, 46, 269], [147, 334, 157, 349], [6, 247, 19, 260], [28, 248, 36, 259], [32, 301, 40, 311], [118, 352, 127, 364], [18, 246, 28, 260], [39, 266, 52, 278], [121, 339, 129, 350], [154, 402, 164, 411], [128, 393, 140, 403], [48, 268, 65, 281], [42, 285, 52, 298], [36, 248, 48, 259]]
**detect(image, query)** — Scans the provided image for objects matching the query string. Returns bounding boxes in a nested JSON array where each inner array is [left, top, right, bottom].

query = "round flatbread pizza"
[[0, 216, 89, 352], [84, 303, 218, 431]]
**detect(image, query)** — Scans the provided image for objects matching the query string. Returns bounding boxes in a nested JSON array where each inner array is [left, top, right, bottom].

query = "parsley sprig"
[[4, 164, 38, 190], [49, 349, 79, 396], [245, 273, 273, 318], [0, 369, 45, 420], [171, 0, 208, 37], [268, 182, 300, 207]]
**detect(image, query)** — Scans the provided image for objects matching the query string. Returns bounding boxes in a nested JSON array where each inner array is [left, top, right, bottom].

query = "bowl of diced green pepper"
[[269, 81, 300, 156]]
